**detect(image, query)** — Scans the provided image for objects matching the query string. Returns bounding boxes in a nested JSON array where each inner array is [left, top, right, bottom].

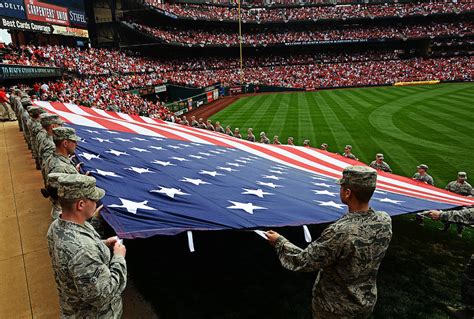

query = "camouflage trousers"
[[0, 103, 16, 121], [462, 254, 474, 310]]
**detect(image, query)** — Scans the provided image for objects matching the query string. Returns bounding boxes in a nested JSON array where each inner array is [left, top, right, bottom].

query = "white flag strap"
[[187, 230, 195, 253], [303, 225, 312, 243]]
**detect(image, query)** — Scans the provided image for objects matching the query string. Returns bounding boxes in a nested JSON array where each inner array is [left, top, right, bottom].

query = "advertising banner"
[[52, 24, 88, 38], [0, 0, 27, 20], [0, 64, 62, 80], [0, 16, 52, 33], [25, 0, 69, 26]]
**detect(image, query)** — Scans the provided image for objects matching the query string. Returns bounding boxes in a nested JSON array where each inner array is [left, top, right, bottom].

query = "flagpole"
[[238, 0, 244, 84]]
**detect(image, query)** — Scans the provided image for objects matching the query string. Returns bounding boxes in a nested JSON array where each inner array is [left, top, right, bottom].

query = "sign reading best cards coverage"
[[19, 0, 87, 28]]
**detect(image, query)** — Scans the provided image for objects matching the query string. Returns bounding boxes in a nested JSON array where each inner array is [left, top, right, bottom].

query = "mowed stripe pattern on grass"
[[210, 83, 474, 187]]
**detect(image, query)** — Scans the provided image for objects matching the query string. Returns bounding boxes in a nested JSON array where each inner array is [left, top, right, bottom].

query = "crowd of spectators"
[[2, 44, 472, 113], [146, 1, 473, 22], [128, 20, 473, 46]]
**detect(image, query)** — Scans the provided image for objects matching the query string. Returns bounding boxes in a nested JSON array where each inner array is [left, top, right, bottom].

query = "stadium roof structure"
[[35, 101, 474, 240]]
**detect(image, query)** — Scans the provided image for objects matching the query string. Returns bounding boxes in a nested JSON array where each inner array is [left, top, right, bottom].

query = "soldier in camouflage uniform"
[[266, 166, 392, 319], [441, 172, 473, 237], [45, 127, 80, 176], [47, 174, 127, 318], [342, 145, 358, 160], [26, 107, 46, 169], [44, 127, 81, 219], [369, 153, 392, 173], [412, 164, 434, 186], [36, 113, 63, 178], [303, 139, 311, 148], [320, 143, 328, 151], [428, 207, 474, 318], [247, 128, 255, 142], [287, 137, 294, 146]]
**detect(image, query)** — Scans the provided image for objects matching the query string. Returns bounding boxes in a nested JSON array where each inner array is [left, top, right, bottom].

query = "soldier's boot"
[[440, 221, 451, 232], [457, 224, 465, 238], [415, 214, 424, 226], [444, 306, 474, 319], [35, 159, 41, 170]]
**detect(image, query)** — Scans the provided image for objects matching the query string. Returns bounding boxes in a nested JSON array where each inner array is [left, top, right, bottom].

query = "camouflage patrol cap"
[[28, 106, 46, 116], [47, 172, 68, 189], [57, 174, 105, 201], [52, 127, 79, 142], [321, 143, 328, 148], [376, 153, 384, 159], [345, 145, 352, 150], [337, 165, 377, 188], [40, 113, 63, 126], [458, 172, 467, 180], [417, 164, 429, 171]]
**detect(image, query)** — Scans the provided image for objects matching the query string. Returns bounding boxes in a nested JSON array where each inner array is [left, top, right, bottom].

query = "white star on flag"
[[108, 198, 156, 214], [106, 130, 119, 134], [189, 155, 204, 159], [374, 190, 387, 194], [311, 176, 329, 181], [180, 177, 210, 186], [125, 166, 154, 174], [134, 137, 147, 141], [151, 160, 176, 167], [376, 197, 404, 204], [150, 186, 189, 199], [168, 145, 181, 149], [268, 170, 286, 175], [94, 169, 122, 178], [198, 152, 214, 156], [106, 149, 129, 157], [226, 163, 242, 167], [85, 129, 99, 134], [240, 157, 253, 161], [209, 150, 221, 154], [235, 159, 249, 164], [227, 201, 267, 214], [199, 170, 224, 177], [178, 144, 192, 148], [217, 166, 238, 172], [311, 182, 334, 188], [151, 137, 163, 141], [242, 188, 273, 198], [312, 190, 337, 197], [314, 200, 345, 209], [262, 175, 284, 181], [257, 181, 283, 188], [91, 137, 111, 143], [131, 147, 150, 153], [149, 146, 164, 150], [80, 152, 101, 160], [170, 156, 189, 162], [115, 138, 132, 142]]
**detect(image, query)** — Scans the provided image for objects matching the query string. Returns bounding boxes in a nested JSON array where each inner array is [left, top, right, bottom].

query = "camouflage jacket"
[[412, 173, 434, 186], [47, 219, 127, 318], [45, 153, 79, 176], [275, 208, 392, 318], [369, 161, 392, 173], [343, 153, 358, 160], [441, 206, 474, 225], [445, 181, 473, 197], [36, 130, 55, 162]]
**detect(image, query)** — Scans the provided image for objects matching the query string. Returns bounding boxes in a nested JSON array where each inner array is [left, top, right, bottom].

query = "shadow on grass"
[[124, 214, 473, 319]]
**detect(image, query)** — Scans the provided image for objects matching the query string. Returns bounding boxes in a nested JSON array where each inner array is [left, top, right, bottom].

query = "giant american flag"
[[34, 101, 474, 239]]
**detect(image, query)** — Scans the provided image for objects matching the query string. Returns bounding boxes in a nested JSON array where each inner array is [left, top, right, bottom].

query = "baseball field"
[[131, 83, 474, 319], [210, 82, 474, 186]]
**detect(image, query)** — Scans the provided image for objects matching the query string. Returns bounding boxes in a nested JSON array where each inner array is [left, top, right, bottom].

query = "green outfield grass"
[[204, 82, 474, 318], [211, 83, 474, 187]]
